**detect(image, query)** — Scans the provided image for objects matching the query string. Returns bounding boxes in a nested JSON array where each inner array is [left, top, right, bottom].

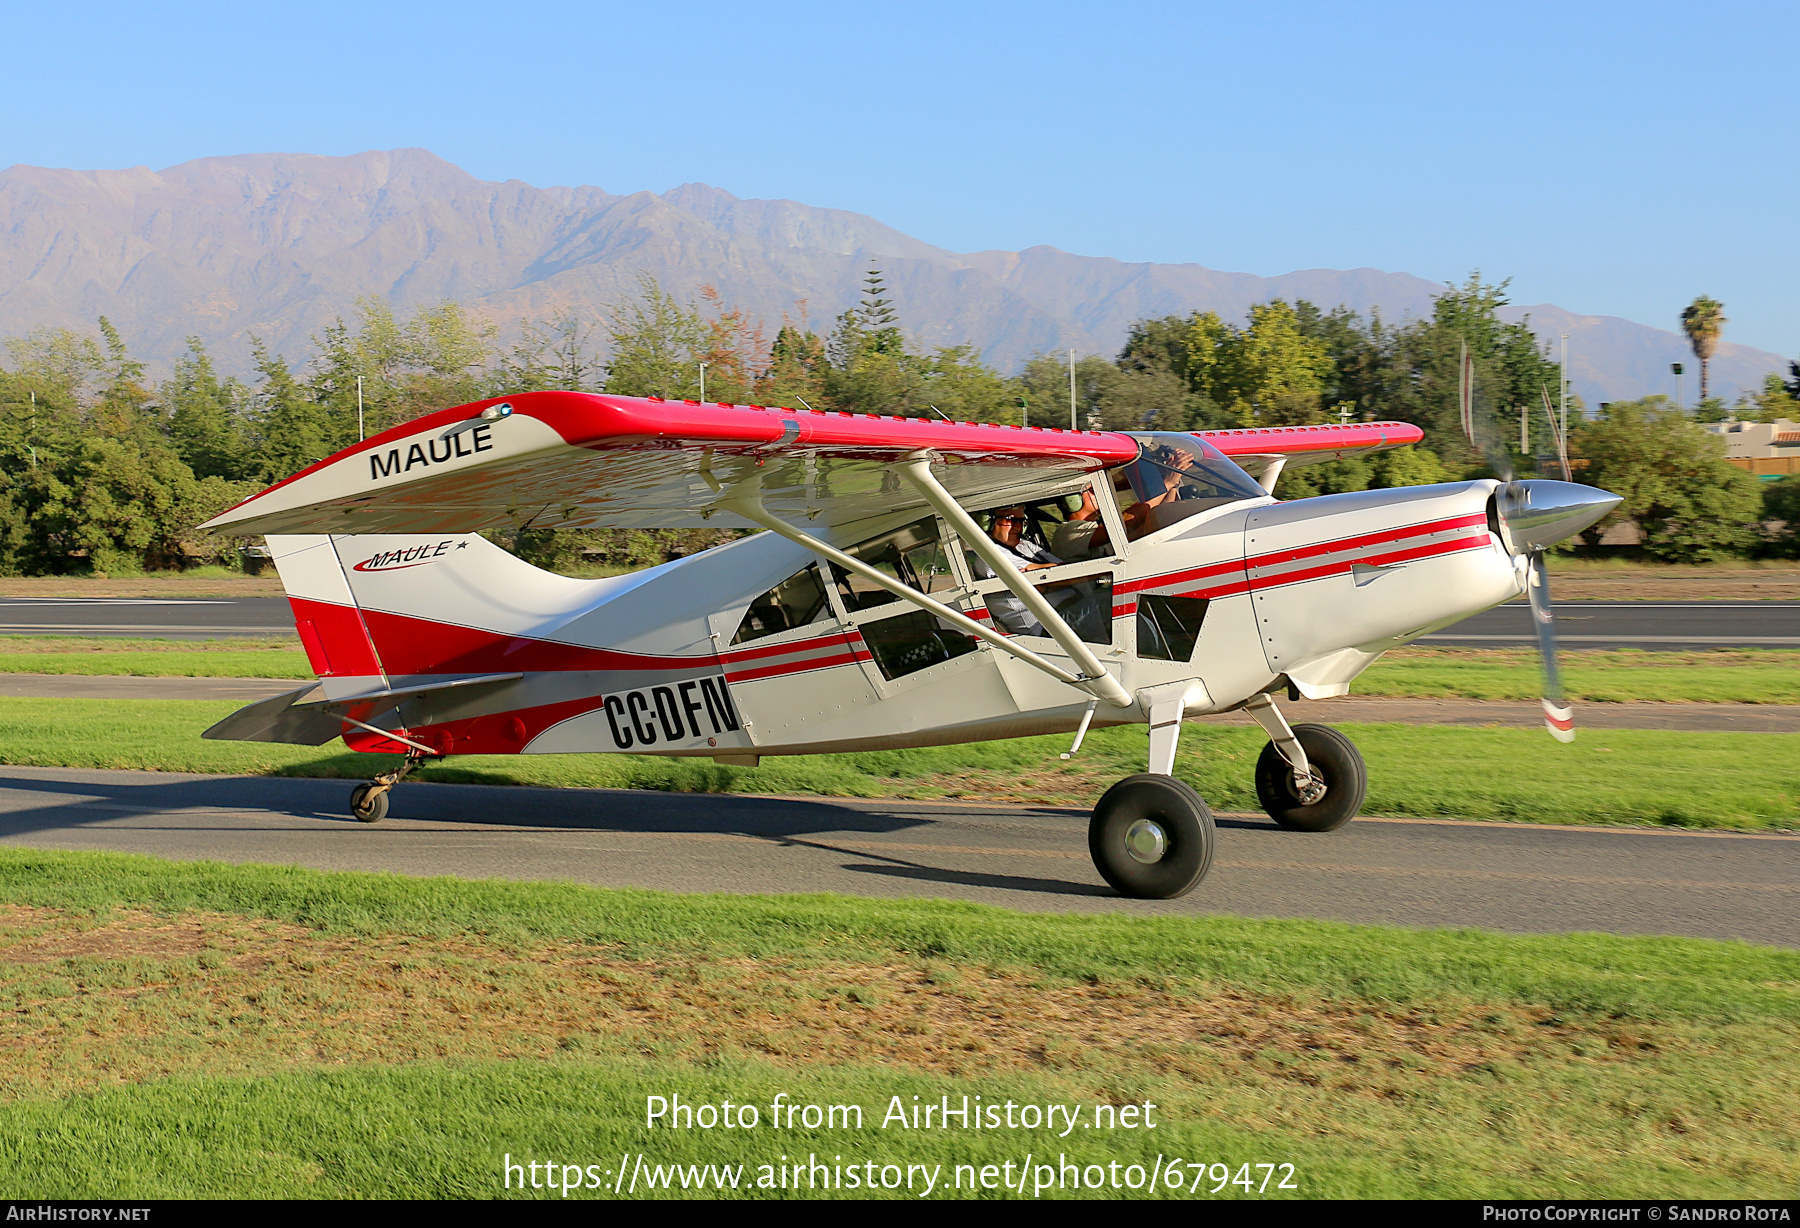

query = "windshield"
[[1120, 433, 1267, 513]]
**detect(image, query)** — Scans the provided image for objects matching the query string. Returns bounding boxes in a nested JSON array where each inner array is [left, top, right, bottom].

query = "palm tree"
[[1680, 296, 1727, 404]]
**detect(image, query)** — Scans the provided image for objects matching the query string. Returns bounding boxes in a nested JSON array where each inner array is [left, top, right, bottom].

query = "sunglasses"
[[994, 514, 1027, 525]]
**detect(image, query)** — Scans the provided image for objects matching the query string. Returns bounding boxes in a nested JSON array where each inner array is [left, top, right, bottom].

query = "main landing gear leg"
[[1246, 693, 1367, 832], [349, 751, 434, 824], [1088, 695, 1215, 900]]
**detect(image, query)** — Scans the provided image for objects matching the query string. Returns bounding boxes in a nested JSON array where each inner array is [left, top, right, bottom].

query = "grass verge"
[[0, 696, 1790, 830], [0, 637, 309, 678], [1359, 647, 1800, 704], [0, 849, 1794, 1199]]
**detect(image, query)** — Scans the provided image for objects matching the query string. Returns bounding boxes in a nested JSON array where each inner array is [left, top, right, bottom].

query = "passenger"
[[1119, 446, 1198, 538]]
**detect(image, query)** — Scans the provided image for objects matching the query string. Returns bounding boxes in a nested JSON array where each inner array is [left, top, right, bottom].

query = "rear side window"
[[1137, 594, 1209, 662], [731, 565, 831, 644]]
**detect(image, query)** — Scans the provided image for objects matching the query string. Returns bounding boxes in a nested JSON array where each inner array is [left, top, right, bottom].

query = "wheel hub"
[[1124, 818, 1169, 864], [1293, 769, 1328, 806]]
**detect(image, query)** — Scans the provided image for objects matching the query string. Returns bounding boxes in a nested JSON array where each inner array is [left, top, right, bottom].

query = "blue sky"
[[8, 0, 1797, 355]]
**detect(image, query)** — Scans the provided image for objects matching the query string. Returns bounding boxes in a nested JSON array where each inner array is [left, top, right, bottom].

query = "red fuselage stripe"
[[1123, 511, 1490, 597], [725, 648, 870, 683], [1246, 512, 1489, 572], [718, 628, 862, 664]]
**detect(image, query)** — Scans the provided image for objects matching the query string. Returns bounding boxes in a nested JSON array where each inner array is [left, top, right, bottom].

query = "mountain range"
[[0, 148, 1785, 407]]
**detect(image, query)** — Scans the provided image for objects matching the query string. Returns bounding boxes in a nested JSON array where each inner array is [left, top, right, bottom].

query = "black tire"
[[1088, 774, 1215, 899], [1254, 723, 1366, 832], [349, 782, 389, 824]]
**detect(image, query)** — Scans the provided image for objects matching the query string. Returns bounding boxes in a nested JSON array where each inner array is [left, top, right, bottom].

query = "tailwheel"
[[348, 782, 390, 824], [1254, 723, 1366, 832], [1088, 774, 1215, 899], [347, 750, 436, 824]]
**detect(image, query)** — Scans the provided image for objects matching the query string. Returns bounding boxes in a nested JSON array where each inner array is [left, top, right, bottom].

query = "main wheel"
[[1088, 774, 1215, 899], [1254, 723, 1366, 832], [349, 782, 389, 824]]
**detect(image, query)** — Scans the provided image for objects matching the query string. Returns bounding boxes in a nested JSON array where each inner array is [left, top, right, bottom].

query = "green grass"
[[0, 637, 310, 678], [1, 1055, 1787, 1199], [0, 849, 1795, 1199], [3, 847, 1792, 1013], [1360, 647, 1800, 704], [0, 696, 1789, 830]]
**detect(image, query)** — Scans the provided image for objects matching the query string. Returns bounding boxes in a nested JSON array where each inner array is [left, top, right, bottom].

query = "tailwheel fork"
[[349, 750, 436, 824]]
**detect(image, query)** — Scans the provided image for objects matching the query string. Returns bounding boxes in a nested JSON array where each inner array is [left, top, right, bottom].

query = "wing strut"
[[898, 453, 1132, 708], [718, 477, 1125, 703]]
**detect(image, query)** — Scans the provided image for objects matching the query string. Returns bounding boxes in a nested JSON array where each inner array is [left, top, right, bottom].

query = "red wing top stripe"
[[1199, 421, 1423, 457], [231, 390, 1141, 512]]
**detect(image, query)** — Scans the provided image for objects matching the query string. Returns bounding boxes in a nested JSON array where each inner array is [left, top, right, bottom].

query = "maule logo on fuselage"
[[369, 423, 494, 481], [353, 540, 468, 572]]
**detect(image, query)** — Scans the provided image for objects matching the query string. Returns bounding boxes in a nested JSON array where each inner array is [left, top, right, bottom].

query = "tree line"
[[0, 270, 1791, 576]]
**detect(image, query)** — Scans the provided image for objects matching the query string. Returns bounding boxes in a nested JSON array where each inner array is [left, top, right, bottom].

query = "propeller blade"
[[1458, 339, 1516, 484], [1527, 553, 1574, 743]]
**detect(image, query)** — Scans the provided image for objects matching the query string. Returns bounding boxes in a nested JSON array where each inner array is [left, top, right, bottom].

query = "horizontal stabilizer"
[[200, 684, 340, 746], [296, 672, 525, 717], [202, 673, 527, 746]]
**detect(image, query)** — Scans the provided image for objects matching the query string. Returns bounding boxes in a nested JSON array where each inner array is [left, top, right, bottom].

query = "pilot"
[[977, 506, 1078, 636]]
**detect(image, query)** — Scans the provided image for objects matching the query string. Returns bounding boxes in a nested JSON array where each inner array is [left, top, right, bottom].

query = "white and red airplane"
[[200, 391, 1619, 899]]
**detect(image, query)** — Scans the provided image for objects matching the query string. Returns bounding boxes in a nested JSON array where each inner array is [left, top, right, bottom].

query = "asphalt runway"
[[1422, 601, 1799, 649], [0, 766, 1791, 947], [0, 596, 294, 638], [0, 596, 1792, 649]]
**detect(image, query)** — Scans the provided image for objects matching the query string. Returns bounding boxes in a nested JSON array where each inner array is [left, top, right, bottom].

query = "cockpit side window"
[[827, 517, 959, 612], [1118, 433, 1267, 536], [730, 564, 831, 644]]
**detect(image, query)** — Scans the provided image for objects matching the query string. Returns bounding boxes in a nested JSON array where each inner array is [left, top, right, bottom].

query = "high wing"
[[202, 392, 1425, 542], [1199, 421, 1425, 489], [201, 392, 1142, 542]]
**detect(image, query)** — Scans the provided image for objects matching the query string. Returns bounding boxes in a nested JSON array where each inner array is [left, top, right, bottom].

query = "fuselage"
[[269, 473, 1522, 762]]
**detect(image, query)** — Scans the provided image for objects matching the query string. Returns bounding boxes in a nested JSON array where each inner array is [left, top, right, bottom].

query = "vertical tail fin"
[[270, 532, 623, 689], [266, 535, 388, 699]]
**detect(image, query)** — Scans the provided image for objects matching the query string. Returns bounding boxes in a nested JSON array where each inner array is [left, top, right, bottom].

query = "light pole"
[[698, 362, 708, 403], [1558, 334, 1569, 442], [1068, 349, 1077, 431], [1671, 362, 1683, 410], [357, 376, 365, 441]]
